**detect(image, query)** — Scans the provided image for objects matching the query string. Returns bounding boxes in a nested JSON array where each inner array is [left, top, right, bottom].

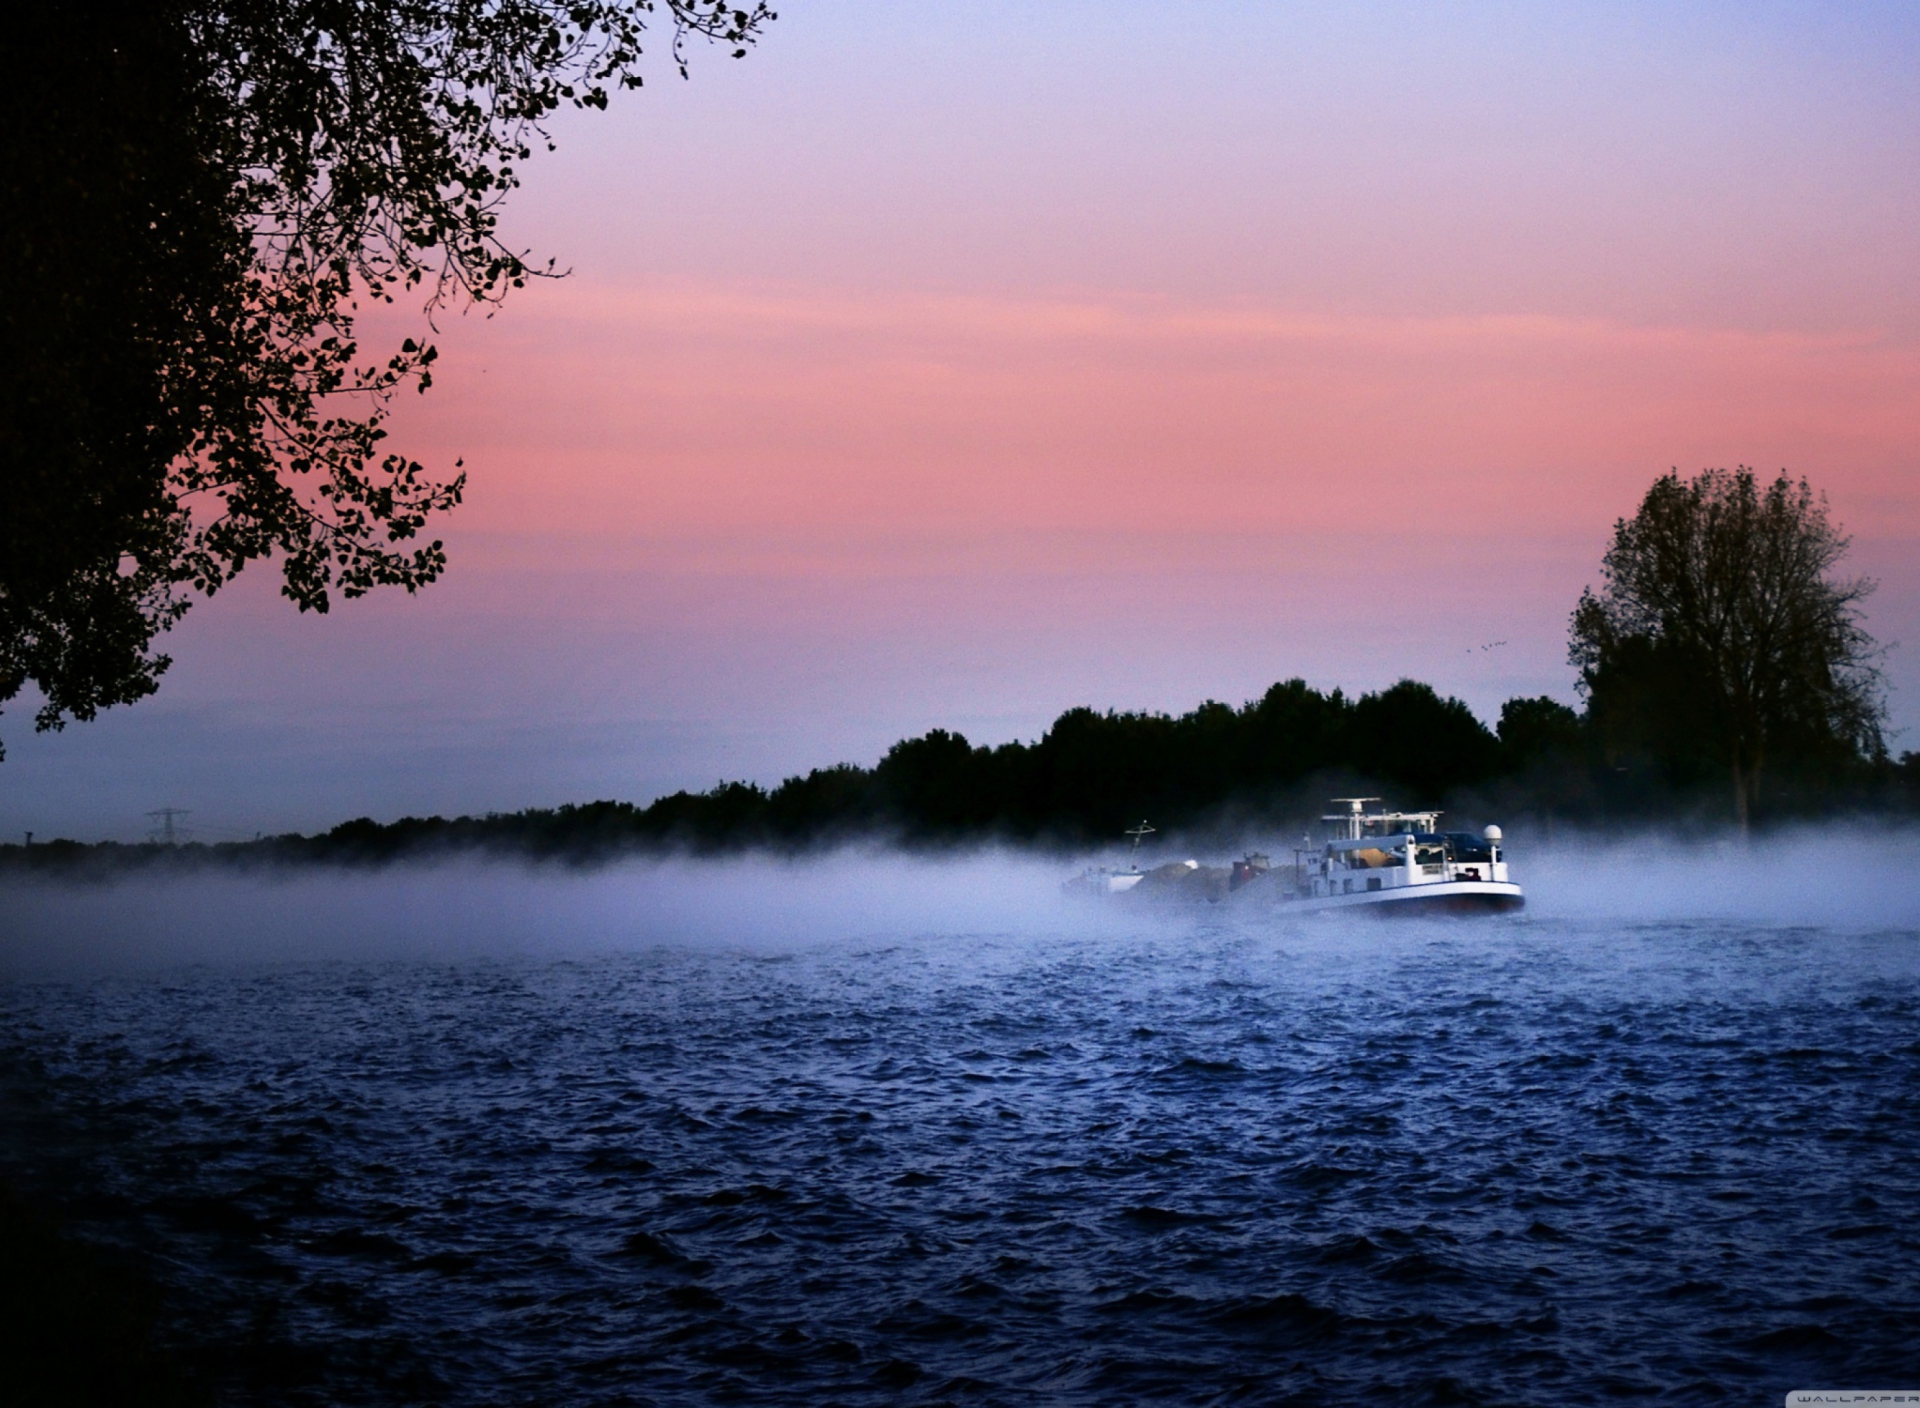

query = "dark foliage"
[[1, 0, 771, 756], [1570, 467, 1884, 826], [2, 676, 1516, 863], [3, 4, 233, 745], [7, 673, 1916, 873], [1497, 696, 1583, 770]]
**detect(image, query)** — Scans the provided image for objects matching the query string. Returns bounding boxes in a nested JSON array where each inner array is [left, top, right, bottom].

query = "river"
[[2, 836, 1916, 1405]]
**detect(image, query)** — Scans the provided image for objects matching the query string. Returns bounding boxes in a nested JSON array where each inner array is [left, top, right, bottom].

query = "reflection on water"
[[1, 846, 1918, 1405]]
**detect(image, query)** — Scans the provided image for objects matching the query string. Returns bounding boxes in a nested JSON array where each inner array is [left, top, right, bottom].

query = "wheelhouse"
[[1291, 800, 1512, 901]]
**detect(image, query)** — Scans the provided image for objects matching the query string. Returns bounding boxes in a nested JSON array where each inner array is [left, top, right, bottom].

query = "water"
[[2, 845, 1918, 1405]]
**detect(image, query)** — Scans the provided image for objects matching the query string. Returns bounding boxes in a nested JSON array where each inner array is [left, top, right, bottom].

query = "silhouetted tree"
[[1570, 467, 1884, 828], [876, 730, 989, 835], [1497, 696, 1583, 770], [1241, 678, 1349, 783], [1347, 679, 1501, 799], [1, 0, 770, 756]]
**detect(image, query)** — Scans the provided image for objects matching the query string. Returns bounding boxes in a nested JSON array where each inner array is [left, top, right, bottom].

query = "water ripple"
[[2, 916, 1917, 1405]]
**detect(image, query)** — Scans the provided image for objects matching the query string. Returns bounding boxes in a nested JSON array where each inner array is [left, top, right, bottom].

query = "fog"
[[0, 850, 1093, 977], [1515, 825, 1920, 930], [1, 827, 1916, 978]]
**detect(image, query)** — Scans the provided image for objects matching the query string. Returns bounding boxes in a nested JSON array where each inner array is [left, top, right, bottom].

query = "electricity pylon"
[[146, 807, 191, 845]]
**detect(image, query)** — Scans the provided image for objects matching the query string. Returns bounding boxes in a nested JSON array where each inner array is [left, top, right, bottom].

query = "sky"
[[7, 0, 1920, 841]]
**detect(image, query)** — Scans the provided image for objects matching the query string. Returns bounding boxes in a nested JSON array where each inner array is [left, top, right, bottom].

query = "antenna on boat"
[[1325, 798, 1379, 841], [1124, 820, 1155, 864]]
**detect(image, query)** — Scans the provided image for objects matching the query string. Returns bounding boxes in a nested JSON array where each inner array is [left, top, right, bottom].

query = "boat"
[[1274, 798, 1523, 914], [1064, 800, 1523, 915], [1063, 820, 1158, 895]]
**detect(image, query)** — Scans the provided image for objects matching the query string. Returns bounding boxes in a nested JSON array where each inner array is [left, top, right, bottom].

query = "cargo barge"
[[1065, 799, 1523, 915], [1278, 798, 1523, 914]]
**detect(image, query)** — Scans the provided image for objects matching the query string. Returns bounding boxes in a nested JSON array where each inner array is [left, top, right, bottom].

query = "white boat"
[[1276, 798, 1523, 915], [1065, 802, 1522, 914]]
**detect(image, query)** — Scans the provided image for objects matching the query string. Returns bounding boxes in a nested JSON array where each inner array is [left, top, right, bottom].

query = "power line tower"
[[146, 807, 191, 845]]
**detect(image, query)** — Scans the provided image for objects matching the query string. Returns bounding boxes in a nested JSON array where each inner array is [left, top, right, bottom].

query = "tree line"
[[3, 463, 1909, 868], [10, 678, 1916, 871]]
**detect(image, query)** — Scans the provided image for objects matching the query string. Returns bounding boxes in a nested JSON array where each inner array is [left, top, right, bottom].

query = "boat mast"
[[1325, 798, 1379, 841]]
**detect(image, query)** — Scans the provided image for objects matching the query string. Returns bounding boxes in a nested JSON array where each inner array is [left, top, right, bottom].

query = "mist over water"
[[2, 830, 1917, 1405], [1519, 826, 1920, 930], [5, 826, 1917, 976], [0, 850, 1082, 976]]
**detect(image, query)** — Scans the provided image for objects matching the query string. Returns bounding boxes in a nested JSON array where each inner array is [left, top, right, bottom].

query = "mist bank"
[[7, 676, 1918, 873], [0, 851, 1086, 976], [3, 828, 1918, 981]]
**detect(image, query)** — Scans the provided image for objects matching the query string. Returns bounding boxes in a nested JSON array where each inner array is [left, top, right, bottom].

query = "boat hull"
[[1285, 880, 1524, 916]]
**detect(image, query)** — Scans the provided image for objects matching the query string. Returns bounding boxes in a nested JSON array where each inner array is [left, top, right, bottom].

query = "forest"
[[8, 674, 1917, 871]]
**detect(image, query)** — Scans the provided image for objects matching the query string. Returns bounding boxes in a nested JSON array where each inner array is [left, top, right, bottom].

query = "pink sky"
[[8, 1, 1919, 838], [424, 278, 1920, 544]]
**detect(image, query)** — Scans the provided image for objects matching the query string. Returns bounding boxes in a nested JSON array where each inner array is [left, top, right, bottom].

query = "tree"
[[0, 0, 771, 757], [875, 729, 987, 835], [1345, 679, 1501, 799], [1496, 695, 1583, 772], [1569, 468, 1884, 827]]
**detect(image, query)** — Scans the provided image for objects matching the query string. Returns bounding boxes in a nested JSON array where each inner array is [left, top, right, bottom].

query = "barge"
[[1065, 800, 1524, 914], [1280, 798, 1523, 914]]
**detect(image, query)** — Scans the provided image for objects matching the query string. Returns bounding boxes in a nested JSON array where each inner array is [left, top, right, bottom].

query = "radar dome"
[[1482, 824, 1503, 843]]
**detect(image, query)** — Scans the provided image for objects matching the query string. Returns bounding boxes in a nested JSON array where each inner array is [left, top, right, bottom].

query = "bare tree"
[[1570, 468, 1884, 829]]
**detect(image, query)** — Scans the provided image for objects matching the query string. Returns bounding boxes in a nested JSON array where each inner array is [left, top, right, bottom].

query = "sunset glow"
[[9, 0, 1919, 837]]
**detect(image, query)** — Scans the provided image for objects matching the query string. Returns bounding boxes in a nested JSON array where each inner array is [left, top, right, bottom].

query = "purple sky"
[[8, 1, 1918, 841]]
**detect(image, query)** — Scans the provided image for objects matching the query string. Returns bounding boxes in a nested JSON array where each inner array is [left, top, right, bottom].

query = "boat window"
[[1350, 845, 1403, 869], [1445, 832, 1493, 864], [1415, 843, 1445, 867]]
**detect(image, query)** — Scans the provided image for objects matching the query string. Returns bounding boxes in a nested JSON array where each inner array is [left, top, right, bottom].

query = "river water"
[[2, 839, 1917, 1406]]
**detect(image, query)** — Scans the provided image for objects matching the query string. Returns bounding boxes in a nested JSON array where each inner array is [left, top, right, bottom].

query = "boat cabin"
[[1293, 799, 1508, 899]]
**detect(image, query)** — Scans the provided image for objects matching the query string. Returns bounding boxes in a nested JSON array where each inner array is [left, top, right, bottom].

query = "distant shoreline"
[[6, 795, 1919, 878], [8, 675, 1916, 870]]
